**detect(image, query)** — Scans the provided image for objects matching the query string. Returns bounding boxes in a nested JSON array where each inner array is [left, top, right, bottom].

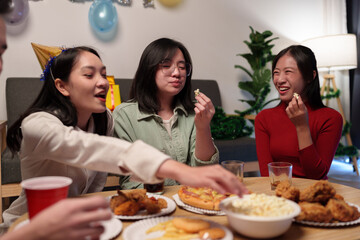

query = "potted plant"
[[235, 26, 279, 117]]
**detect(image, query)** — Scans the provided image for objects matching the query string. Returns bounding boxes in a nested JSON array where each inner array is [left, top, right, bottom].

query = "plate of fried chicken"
[[275, 180, 360, 227], [108, 189, 176, 220]]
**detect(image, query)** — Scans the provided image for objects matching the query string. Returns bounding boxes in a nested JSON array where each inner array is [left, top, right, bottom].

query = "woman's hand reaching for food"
[[156, 160, 249, 196]]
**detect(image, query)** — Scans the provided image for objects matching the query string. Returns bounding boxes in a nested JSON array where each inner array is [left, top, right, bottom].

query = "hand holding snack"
[[194, 88, 200, 97], [293, 92, 299, 100], [285, 93, 308, 127], [194, 90, 215, 129]]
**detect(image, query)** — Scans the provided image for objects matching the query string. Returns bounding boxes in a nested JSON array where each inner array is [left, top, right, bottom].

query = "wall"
[[0, 0, 349, 122]]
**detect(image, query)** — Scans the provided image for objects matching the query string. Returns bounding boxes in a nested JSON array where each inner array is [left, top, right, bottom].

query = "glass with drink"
[[221, 160, 245, 182], [144, 181, 164, 194], [268, 162, 292, 190]]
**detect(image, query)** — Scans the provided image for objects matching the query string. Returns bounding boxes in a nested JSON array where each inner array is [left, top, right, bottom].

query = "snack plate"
[[122, 216, 233, 240], [294, 202, 360, 227], [108, 193, 176, 220], [14, 216, 122, 240], [172, 194, 225, 216]]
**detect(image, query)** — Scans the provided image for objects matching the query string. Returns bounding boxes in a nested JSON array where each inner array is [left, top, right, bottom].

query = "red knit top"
[[255, 102, 343, 179]]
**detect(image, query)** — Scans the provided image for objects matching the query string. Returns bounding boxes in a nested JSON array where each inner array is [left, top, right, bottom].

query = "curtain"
[[346, 0, 360, 148]]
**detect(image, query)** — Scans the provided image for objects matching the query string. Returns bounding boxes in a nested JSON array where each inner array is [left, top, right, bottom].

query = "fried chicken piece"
[[299, 180, 336, 204], [157, 198, 168, 209], [296, 202, 333, 223], [109, 191, 128, 211], [326, 198, 360, 222], [113, 200, 140, 216], [141, 198, 161, 214], [351, 206, 360, 220], [282, 186, 300, 202], [275, 180, 291, 196], [275, 181, 300, 202], [124, 189, 147, 202], [333, 193, 344, 201]]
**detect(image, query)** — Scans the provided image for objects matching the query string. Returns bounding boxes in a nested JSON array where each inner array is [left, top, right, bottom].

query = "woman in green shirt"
[[113, 38, 219, 189]]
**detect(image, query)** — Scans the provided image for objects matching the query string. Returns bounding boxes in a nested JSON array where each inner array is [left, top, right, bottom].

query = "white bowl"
[[220, 195, 301, 239]]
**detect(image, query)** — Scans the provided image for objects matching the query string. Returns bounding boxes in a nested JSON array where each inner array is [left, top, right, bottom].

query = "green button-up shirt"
[[113, 101, 219, 189]]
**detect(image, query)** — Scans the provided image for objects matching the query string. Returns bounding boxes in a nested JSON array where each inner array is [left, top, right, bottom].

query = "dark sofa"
[[115, 78, 258, 163], [2, 77, 258, 186]]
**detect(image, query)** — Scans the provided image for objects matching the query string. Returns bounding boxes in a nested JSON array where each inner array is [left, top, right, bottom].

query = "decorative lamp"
[[302, 34, 357, 72], [302, 34, 359, 175]]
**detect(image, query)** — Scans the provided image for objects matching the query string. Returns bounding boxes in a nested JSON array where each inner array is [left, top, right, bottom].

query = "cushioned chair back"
[[6, 78, 44, 128], [114, 78, 133, 102], [115, 79, 222, 107], [192, 79, 222, 107], [6, 78, 222, 126]]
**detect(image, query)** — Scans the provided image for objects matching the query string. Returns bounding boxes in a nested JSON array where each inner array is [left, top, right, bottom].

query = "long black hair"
[[130, 38, 194, 114], [0, 0, 12, 14], [272, 45, 325, 109], [7, 46, 108, 153]]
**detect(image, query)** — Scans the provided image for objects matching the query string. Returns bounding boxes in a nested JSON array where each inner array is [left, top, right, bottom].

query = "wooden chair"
[[0, 120, 22, 223]]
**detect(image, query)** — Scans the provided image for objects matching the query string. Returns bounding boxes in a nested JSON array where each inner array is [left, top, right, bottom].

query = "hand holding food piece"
[[293, 92, 299, 100], [194, 88, 200, 96]]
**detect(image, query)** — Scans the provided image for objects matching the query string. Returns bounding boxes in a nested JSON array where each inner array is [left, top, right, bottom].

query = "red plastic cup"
[[21, 176, 72, 219]]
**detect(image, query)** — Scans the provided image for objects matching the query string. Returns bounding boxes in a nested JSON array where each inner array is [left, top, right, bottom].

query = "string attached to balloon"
[[68, 0, 131, 6]]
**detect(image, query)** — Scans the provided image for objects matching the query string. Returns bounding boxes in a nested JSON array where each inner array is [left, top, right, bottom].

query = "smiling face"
[[60, 51, 109, 120], [155, 48, 187, 100], [272, 53, 306, 104]]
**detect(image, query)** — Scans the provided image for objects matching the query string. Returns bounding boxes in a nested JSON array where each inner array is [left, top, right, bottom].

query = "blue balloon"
[[89, 0, 118, 33]]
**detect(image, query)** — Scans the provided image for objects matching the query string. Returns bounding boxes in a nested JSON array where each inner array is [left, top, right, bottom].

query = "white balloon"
[[4, 0, 30, 25]]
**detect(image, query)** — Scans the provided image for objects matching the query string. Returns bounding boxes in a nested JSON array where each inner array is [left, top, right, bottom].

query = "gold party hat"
[[31, 42, 63, 70]]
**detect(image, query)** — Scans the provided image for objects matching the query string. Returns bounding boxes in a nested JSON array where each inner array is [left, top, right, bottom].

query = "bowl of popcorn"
[[220, 193, 301, 239]]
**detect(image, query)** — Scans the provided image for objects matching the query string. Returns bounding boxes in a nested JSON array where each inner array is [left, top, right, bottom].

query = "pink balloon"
[[4, 0, 29, 25]]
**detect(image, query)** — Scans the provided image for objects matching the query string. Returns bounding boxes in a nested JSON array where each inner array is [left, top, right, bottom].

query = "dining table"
[[8, 177, 360, 240]]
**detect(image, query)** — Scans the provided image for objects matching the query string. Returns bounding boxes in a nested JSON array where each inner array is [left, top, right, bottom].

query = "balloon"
[[4, 0, 30, 25], [158, 0, 183, 8], [89, 0, 118, 33]]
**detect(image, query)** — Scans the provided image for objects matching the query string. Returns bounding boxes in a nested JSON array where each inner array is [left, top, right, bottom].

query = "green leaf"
[[211, 106, 253, 140], [262, 98, 280, 108], [234, 65, 252, 78], [233, 26, 278, 133]]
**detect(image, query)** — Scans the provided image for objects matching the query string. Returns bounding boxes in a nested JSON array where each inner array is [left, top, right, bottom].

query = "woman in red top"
[[255, 45, 343, 179]]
